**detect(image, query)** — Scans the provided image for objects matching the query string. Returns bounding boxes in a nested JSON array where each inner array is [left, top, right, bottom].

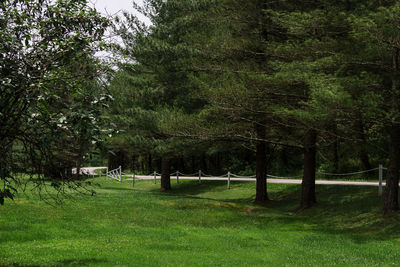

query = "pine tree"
[[110, 0, 215, 190], [345, 1, 400, 212]]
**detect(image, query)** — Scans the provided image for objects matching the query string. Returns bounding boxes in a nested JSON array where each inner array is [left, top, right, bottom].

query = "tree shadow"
[[99, 186, 134, 192], [55, 258, 107, 266], [264, 185, 400, 242], [157, 182, 400, 242], [2, 264, 40, 267], [157, 180, 229, 196]]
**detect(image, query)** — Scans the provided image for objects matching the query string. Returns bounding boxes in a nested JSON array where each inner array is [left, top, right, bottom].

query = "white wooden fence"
[[98, 164, 386, 195], [106, 166, 122, 182]]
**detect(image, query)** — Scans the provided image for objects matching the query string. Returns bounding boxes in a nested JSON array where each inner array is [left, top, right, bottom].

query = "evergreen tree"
[[345, 1, 400, 212], [110, 0, 214, 190]]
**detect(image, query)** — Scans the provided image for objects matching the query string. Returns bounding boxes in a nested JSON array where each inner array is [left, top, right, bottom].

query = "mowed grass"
[[1, 178, 400, 266]]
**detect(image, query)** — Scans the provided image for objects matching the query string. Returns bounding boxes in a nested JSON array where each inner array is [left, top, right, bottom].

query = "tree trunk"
[[330, 122, 339, 172], [108, 150, 125, 171], [253, 1, 270, 204], [140, 156, 145, 172], [160, 158, 171, 191], [191, 156, 196, 173], [255, 123, 268, 203], [76, 148, 83, 179], [200, 154, 207, 172], [130, 154, 136, 173], [66, 165, 73, 178], [179, 157, 185, 173], [384, 49, 400, 212], [332, 139, 339, 172], [216, 152, 221, 173], [346, 0, 351, 11], [359, 148, 372, 171], [147, 154, 152, 173], [356, 116, 372, 170], [301, 129, 317, 209], [156, 158, 162, 174], [280, 148, 288, 167], [384, 124, 400, 212]]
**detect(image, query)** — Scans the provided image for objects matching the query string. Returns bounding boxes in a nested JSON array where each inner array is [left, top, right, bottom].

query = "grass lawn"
[[1, 178, 400, 266]]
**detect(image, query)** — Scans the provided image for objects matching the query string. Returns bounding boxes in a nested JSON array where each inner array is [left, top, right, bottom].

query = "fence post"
[[119, 166, 122, 182], [176, 171, 179, 184], [154, 171, 157, 184], [379, 164, 383, 196], [106, 167, 109, 181], [227, 171, 231, 189], [198, 170, 201, 183], [133, 173, 135, 187]]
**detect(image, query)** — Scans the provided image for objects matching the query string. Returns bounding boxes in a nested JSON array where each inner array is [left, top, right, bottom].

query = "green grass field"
[[1, 178, 400, 266]]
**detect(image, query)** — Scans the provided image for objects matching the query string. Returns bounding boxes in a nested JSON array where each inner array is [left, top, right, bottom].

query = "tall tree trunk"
[[332, 139, 339, 172], [66, 165, 72, 177], [356, 116, 372, 170], [130, 154, 136, 173], [217, 152, 221, 172], [75, 146, 84, 179], [301, 129, 317, 209], [280, 148, 288, 167], [255, 123, 268, 203], [384, 124, 400, 212], [156, 158, 162, 174], [191, 156, 196, 173], [200, 154, 207, 172], [384, 49, 400, 212], [346, 0, 351, 11], [108, 151, 126, 171], [160, 157, 171, 191], [359, 147, 372, 171], [140, 156, 145, 172], [331, 123, 339, 172], [179, 157, 185, 173], [147, 154, 152, 173], [76, 158, 82, 179]]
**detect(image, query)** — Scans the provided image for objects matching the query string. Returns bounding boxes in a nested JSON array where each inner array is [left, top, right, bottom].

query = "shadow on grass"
[[267, 185, 400, 242], [3, 264, 40, 267], [153, 180, 229, 196], [160, 180, 298, 206], [99, 186, 135, 192], [156, 181, 400, 241], [55, 258, 107, 266]]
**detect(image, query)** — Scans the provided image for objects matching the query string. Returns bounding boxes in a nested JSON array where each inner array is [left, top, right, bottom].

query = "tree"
[[170, 0, 282, 203], [109, 0, 217, 191], [266, 2, 351, 208], [0, 0, 108, 204], [106, 0, 399, 213], [271, 0, 400, 210], [346, 1, 400, 212]]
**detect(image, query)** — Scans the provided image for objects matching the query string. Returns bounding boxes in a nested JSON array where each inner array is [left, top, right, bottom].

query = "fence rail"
[[102, 164, 386, 195], [106, 166, 122, 182]]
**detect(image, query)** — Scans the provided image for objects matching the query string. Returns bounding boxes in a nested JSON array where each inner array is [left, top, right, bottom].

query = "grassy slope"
[[0, 178, 400, 266]]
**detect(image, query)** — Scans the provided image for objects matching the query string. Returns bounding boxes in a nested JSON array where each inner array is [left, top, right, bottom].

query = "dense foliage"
[[2, 0, 400, 213], [0, 0, 108, 204], [106, 0, 400, 212]]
